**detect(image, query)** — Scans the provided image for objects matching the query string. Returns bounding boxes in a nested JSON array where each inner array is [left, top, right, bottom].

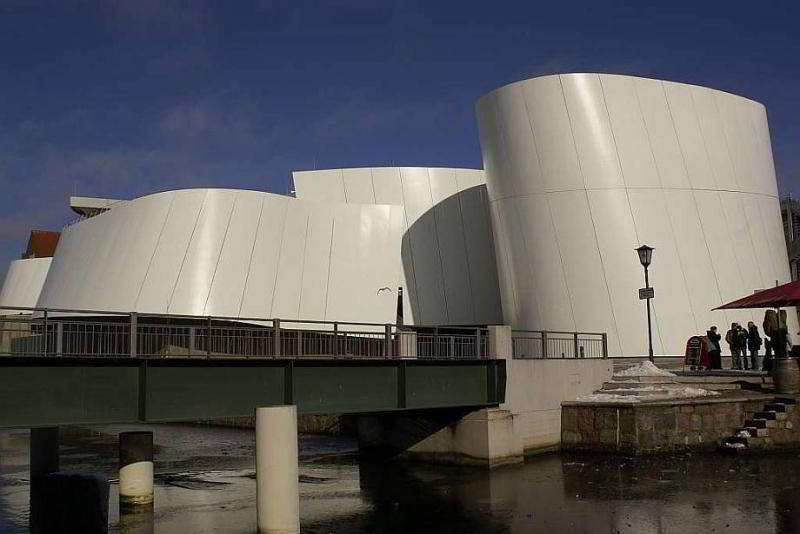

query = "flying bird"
[[376, 287, 392, 294]]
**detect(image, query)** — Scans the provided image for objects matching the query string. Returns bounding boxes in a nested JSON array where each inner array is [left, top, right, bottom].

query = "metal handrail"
[[0, 305, 489, 360], [511, 329, 608, 359]]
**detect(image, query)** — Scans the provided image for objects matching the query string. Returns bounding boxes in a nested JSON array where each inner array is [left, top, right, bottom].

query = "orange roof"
[[22, 230, 60, 259]]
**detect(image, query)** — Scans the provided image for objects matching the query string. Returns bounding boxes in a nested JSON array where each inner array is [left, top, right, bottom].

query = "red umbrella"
[[714, 279, 800, 310]]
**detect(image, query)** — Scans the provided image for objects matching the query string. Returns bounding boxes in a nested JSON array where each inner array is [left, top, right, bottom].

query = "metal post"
[[573, 332, 579, 359], [541, 331, 548, 359], [297, 330, 303, 356], [644, 267, 654, 363], [41, 310, 48, 356], [189, 327, 196, 355], [333, 322, 339, 357], [384, 324, 391, 357], [273, 319, 282, 357], [129, 313, 138, 358], [601, 333, 608, 358], [475, 328, 481, 359], [56, 322, 63, 357], [206, 316, 212, 358]]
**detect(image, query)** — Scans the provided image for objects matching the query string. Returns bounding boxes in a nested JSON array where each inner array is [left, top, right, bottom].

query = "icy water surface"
[[1, 424, 800, 533]]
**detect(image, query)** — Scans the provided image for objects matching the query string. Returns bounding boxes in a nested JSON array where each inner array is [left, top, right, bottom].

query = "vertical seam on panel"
[[493, 202, 520, 323], [455, 177, 478, 323], [636, 81, 699, 336], [511, 199, 544, 328], [427, 168, 451, 324], [295, 213, 311, 319], [322, 217, 335, 320], [237, 196, 266, 317], [340, 169, 347, 203], [202, 193, 238, 315], [713, 96, 767, 289], [133, 192, 176, 311], [369, 168, 377, 203], [599, 75, 666, 353], [267, 201, 290, 318], [399, 168, 422, 323], [691, 90, 750, 309], [521, 81, 577, 330], [663, 82, 731, 327], [712, 94, 743, 191], [559, 74, 623, 354], [754, 194, 780, 284], [167, 190, 209, 313], [479, 186, 503, 322], [491, 96, 522, 326]]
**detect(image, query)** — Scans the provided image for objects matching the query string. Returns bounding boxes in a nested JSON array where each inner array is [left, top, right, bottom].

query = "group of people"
[[704, 310, 792, 372]]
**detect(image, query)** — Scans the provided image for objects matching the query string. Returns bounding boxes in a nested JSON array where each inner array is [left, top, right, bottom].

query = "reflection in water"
[[1, 424, 800, 533]]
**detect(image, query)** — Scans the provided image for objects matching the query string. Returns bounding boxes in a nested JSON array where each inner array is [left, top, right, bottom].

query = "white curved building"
[[36, 189, 406, 325], [0, 258, 52, 309], [476, 73, 796, 356], [2, 73, 794, 357], [292, 167, 502, 326]]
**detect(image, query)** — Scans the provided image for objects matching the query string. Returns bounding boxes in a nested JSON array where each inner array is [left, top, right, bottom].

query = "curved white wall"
[[293, 167, 503, 326], [36, 189, 406, 326], [477, 73, 796, 356], [0, 257, 52, 309]]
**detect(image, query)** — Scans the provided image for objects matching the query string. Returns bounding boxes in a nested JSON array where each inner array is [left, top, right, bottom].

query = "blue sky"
[[1, 0, 799, 279]]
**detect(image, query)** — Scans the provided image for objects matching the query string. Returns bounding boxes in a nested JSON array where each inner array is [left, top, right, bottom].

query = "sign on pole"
[[639, 287, 654, 300]]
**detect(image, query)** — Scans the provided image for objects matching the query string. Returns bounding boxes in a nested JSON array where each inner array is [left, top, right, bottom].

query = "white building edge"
[[1, 73, 794, 355]]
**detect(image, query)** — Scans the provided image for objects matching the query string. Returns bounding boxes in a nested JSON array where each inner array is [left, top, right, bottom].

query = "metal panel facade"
[[477, 73, 797, 357]]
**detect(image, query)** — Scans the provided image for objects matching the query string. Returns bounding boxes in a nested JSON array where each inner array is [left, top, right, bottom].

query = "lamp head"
[[635, 245, 654, 268]]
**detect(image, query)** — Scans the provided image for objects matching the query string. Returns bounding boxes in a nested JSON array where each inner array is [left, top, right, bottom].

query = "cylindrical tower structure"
[[476, 73, 796, 357]]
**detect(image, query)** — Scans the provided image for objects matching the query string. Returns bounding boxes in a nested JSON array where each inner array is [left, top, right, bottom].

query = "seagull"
[[376, 287, 392, 294]]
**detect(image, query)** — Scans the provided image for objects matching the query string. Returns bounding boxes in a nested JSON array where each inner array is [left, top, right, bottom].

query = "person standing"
[[737, 324, 750, 370], [726, 323, 741, 370], [706, 325, 722, 369], [763, 337, 773, 372], [747, 321, 762, 371]]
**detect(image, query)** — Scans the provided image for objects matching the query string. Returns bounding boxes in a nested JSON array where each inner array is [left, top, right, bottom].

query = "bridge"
[[0, 306, 507, 428], [0, 356, 503, 427]]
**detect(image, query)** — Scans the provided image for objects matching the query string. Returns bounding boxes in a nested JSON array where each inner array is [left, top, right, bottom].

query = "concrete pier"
[[30, 426, 59, 533], [119, 431, 154, 507], [256, 406, 300, 534]]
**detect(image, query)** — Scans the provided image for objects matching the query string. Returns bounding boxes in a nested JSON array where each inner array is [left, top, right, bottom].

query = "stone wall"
[[562, 396, 770, 454]]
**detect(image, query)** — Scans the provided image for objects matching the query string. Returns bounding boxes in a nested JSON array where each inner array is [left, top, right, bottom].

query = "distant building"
[[781, 196, 800, 280]]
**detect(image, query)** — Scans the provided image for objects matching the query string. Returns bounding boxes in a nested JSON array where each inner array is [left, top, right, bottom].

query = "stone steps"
[[720, 397, 798, 453]]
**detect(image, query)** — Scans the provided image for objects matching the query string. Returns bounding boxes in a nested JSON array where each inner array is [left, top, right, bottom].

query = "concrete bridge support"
[[119, 431, 154, 508], [355, 325, 613, 465], [30, 427, 59, 532], [256, 405, 300, 534]]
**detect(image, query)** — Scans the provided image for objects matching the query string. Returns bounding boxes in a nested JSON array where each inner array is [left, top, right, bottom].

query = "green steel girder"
[[0, 357, 505, 428]]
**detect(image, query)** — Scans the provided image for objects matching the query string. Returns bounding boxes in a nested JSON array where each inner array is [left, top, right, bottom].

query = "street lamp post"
[[636, 245, 655, 363]]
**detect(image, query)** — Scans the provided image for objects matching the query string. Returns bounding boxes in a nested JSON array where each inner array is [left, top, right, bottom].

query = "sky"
[[1, 0, 799, 280]]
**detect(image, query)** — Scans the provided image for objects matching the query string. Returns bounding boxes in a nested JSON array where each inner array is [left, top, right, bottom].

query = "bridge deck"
[[0, 357, 505, 428]]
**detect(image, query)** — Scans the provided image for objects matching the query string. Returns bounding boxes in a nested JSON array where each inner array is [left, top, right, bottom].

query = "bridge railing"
[[512, 330, 608, 359], [0, 306, 488, 360]]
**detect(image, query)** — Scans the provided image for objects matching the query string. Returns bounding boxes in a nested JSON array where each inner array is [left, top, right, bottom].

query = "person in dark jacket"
[[747, 321, 762, 371], [726, 323, 742, 370], [706, 326, 722, 370], [736, 325, 750, 370], [763, 337, 773, 373]]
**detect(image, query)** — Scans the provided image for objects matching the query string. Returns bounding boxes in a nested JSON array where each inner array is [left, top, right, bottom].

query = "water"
[[1, 424, 800, 533]]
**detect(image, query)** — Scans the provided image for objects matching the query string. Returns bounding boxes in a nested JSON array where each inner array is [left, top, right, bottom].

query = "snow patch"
[[576, 386, 720, 403], [735, 430, 752, 438], [723, 442, 746, 449], [615, 361, 676, 377]]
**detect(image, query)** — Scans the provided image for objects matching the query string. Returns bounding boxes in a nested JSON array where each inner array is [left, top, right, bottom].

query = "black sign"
[[639, 287, 654, 300]]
